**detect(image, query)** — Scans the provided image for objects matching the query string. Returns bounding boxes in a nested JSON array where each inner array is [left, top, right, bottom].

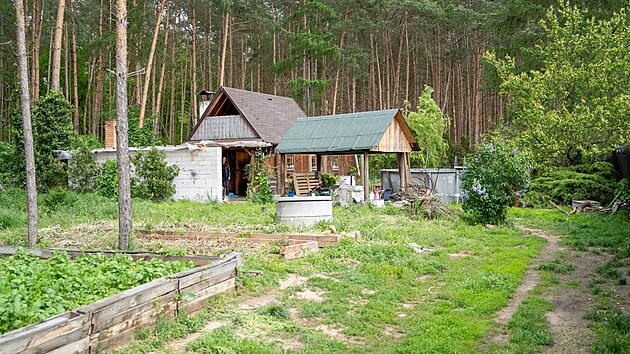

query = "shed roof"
[[188, 87, 305, 145], [276, 109, 418, 154]]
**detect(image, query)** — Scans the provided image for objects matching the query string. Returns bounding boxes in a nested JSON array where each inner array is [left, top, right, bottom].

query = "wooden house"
[[188, 86, 356, 195]]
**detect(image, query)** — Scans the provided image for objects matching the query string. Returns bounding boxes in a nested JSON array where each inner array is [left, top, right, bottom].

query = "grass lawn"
[[1, 188, 628, 352]]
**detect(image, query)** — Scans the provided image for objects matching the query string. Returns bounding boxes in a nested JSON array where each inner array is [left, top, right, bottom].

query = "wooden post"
[[280, 153, 288, 196], [275, 152, 280, 195], [397, 152, 407, 193], [362, 151, 369, 203], [316, 154, 322, 179]]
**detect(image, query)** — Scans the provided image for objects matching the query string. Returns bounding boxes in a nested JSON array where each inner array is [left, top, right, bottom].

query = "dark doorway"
[[225, 149, 251, 195]]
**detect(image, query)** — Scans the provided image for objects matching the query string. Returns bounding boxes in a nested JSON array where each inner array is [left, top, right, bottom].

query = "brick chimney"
[[105, 120, 117, 148]]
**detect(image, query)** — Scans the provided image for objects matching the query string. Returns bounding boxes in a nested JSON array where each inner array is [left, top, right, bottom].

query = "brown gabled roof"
[[189, 86, 305, 145]]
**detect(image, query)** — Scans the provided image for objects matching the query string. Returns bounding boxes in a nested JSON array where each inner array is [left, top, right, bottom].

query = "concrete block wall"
[[93, 146, 222, 202]]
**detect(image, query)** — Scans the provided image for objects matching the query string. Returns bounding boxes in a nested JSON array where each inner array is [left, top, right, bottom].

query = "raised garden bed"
[[0, 247, 241, 353]]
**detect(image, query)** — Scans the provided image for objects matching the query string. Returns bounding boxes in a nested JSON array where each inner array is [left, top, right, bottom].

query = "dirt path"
[[152, 274, 309, 354], [493, 225, 610, 353]]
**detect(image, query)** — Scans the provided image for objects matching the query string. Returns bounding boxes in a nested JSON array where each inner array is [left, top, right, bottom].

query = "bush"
[[321, 173, 338, 187], [462, 141, 532, 224], [247, 172, 274, 204], [522, 162, 618, 208], [245, 150, 275, 204], [14, 92, 75, 190], [68, 143, 100, 192], [39, 187, 79, 212], [132, 148, 179, 201], [97, 160, 120, 199]]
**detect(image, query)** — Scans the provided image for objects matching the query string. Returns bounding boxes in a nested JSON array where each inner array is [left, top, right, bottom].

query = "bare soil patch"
[[492, 225, 611, 353]]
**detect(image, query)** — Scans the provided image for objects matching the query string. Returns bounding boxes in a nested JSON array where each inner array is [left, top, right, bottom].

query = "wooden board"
[[92, 292, 177, 332], [0, 311, 88, 354], [181, 277, 237, 315], [0, 246, 222, 266], [81, 278, 177, 323], [137, 231, 341, 247], [280, 241, 319, 260], [0, 250, 240, 354]]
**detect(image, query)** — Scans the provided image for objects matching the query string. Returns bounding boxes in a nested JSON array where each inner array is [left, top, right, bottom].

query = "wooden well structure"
[[275, 109, 419, 202]]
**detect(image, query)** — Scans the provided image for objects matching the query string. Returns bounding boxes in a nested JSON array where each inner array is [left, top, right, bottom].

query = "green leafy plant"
[[39, 187, 79, 212], [12, 92, 75, 190], [321, 173, 338, 188], [245, 150, 275, 204], [0, 249, 194, 334], [132, 148, 179, 201], [522, 162, 618, 207], [97, 160, 121, 199], [462, 140, 532, 224], [68, 142, 100, 192], [486, 4, 630, 170], [247, 172, 274, 204]]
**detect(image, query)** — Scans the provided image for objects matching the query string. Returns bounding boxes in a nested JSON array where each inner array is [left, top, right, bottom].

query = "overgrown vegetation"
[[523, 162, 619, 208], [462, 140, 532, 224], [0, 249, 193, 334], [488, 4, 630, 170], [245, 150, 274, 204], [132, 148, 179, 201]]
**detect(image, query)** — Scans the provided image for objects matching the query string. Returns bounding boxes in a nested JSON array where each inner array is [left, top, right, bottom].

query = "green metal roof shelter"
[[275, 109, 419, 201]]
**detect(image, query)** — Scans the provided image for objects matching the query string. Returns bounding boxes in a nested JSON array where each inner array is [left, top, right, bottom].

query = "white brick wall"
[[92, 146, 223, 202]]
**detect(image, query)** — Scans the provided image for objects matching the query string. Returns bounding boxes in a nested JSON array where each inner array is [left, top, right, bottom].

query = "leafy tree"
[[68, 142, 99, 192], [12, 92, 75, 190], [132, 148, 179, 201], [405, 86, 450, 168], [462, 140, 532, 224], [487, 4, 630, 170]]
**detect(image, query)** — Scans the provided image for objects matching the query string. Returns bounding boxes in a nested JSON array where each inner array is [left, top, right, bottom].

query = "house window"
[[310, 155, 317, 172], [287, 155, 294, 171], [332, 157, 339, 171]]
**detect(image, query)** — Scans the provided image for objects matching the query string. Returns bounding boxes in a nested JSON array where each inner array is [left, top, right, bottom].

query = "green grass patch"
[[505, 296, 554, 351]]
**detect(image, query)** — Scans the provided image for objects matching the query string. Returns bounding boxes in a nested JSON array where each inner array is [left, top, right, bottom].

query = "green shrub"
[[247, 173, 274, 204], [39, 187, 79, 212], [132, 148, 179, 201], [321, 173, 338, 187], [462, 141, 532, 224], [97, 160, 120, 199], [68, 143, 100, 192], [245, 150, 275, 204], [12, 92, 75, 190], [522, 162, 618, 208]]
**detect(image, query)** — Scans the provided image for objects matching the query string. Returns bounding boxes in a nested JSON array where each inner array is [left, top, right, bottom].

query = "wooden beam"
[[362, 151, 369, 202], [316, 154, 322, 179]]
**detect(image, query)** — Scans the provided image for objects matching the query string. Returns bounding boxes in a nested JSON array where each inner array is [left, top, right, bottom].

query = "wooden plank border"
[[0, 249, 241, 353], [136, 230, 343, 247]]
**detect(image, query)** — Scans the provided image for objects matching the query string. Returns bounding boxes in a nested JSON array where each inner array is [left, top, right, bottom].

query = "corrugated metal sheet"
[[189, 114, 258, 141], [276, 109, 400, 153]]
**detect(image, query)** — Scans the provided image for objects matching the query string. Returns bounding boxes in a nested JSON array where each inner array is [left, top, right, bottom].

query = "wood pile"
[[391, 184, 457, 219]]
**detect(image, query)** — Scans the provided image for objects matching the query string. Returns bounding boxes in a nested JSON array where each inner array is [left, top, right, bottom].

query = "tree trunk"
[[32, 0, 42, 100], [92, 0, 105, 135], [153, 3, 170, 134], [50, 0, 66, 92], [70, 0, 79, 131], [331, 11, 347, 115], [115, 0, 131, 251], [138, 0, 168, 128], [219, 9, 229, 87], [15, 0, 39, 246], [190, 0, 197, 125]]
